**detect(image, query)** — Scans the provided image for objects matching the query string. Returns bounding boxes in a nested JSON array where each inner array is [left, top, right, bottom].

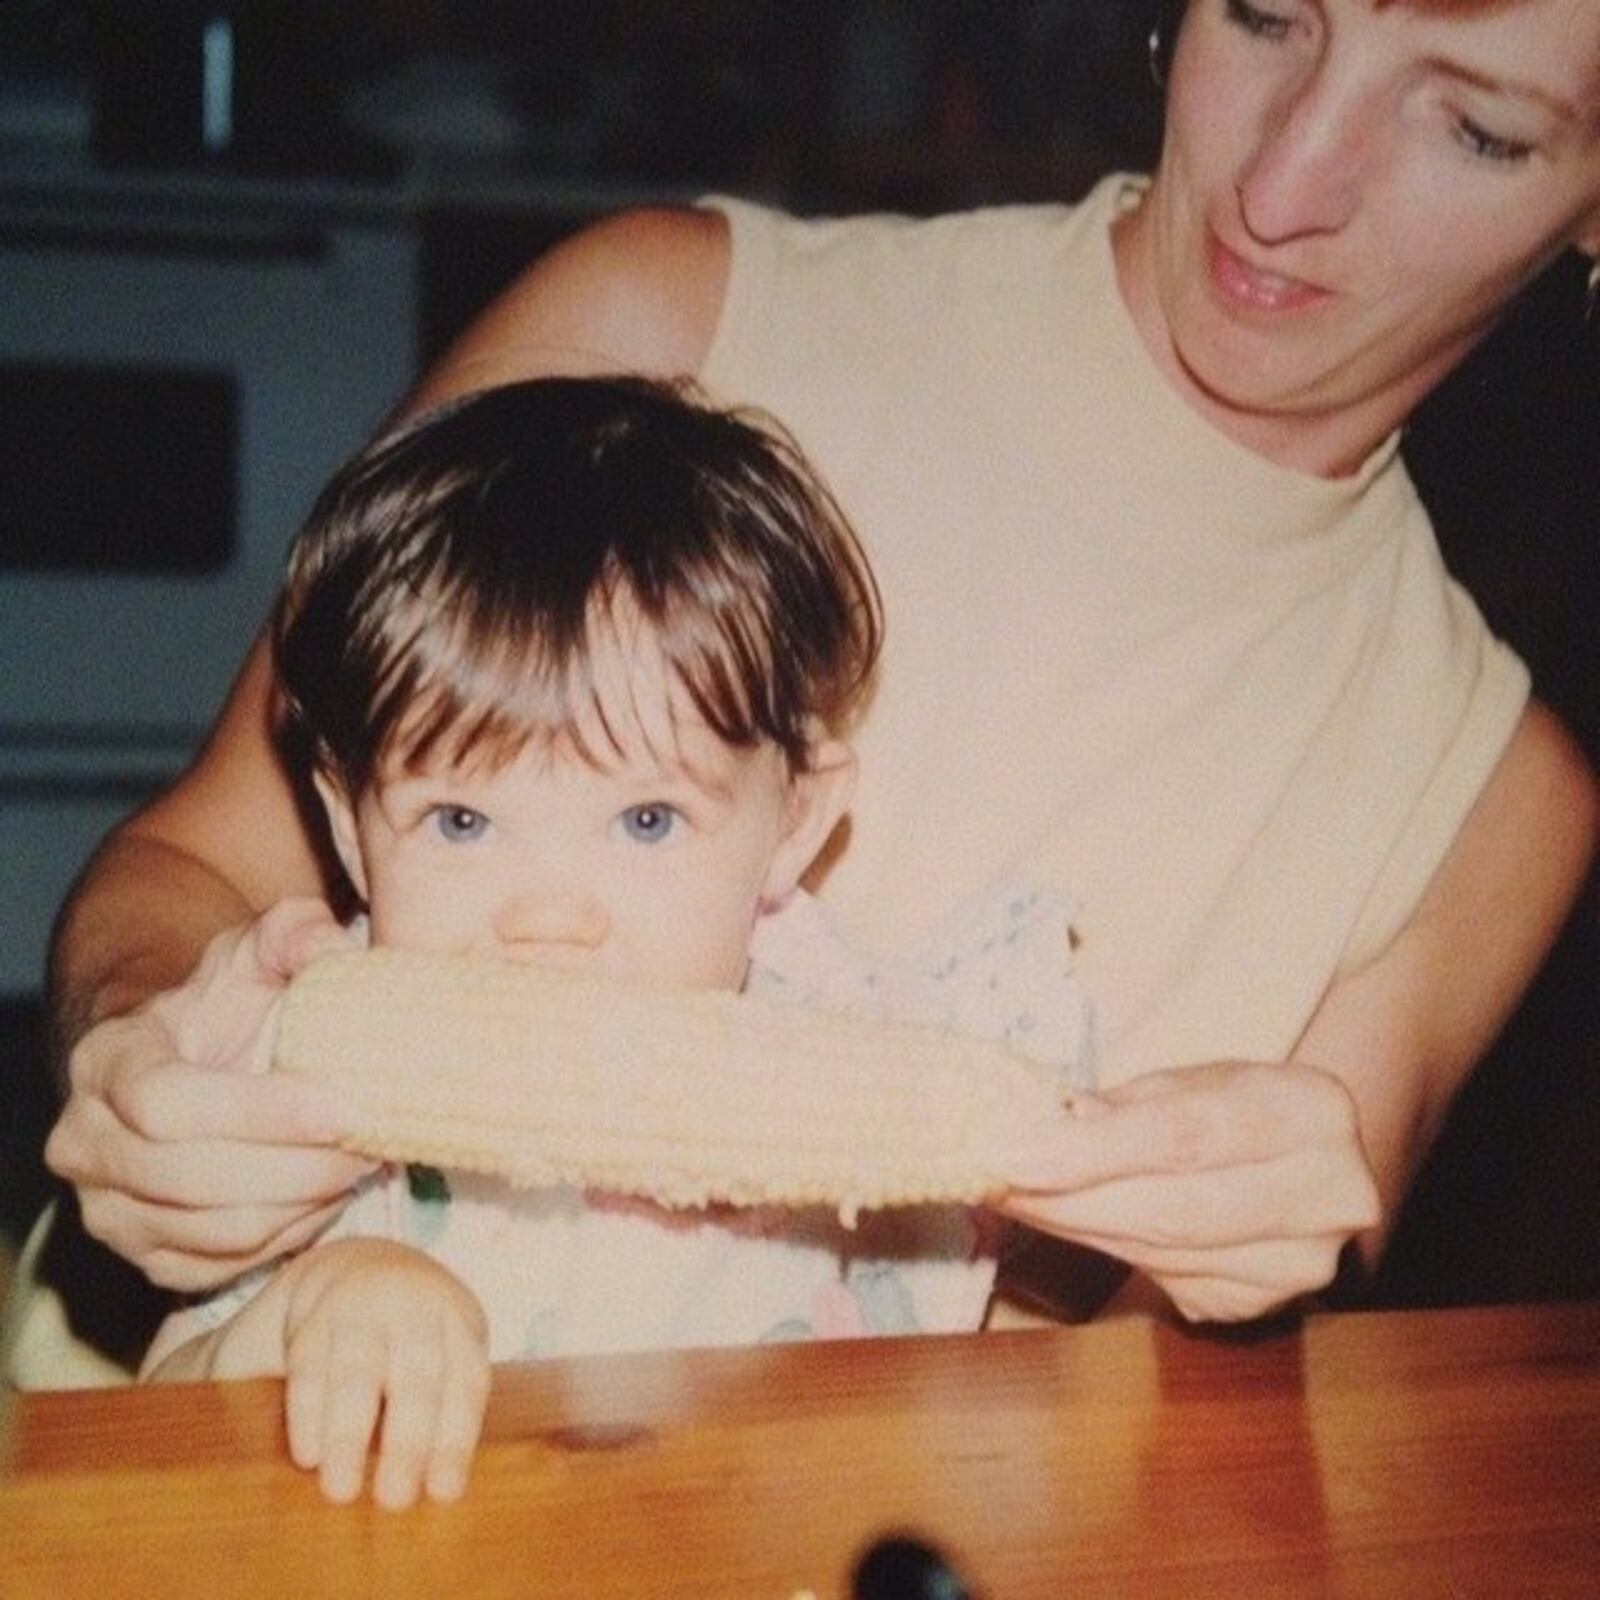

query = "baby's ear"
[[312, 769, 369, 904], [761, 739, 857, 909]]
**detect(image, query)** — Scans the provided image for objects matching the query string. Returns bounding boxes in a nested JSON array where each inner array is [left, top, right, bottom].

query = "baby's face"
[[322, 711, 839, 992]]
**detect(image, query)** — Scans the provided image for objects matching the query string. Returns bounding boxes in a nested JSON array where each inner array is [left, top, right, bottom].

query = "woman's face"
[[1128, 0, 1600, 462]]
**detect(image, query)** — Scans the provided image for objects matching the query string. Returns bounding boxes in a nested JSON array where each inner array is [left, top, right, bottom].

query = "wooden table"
[[4, 1302, 1598, 1598]]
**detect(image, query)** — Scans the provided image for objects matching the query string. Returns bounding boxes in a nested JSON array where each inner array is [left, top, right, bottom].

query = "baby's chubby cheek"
[[631, 928, 755, 993]]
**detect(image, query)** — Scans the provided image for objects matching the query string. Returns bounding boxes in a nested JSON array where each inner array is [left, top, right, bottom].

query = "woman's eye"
[[1453, 116, 1533, 166], [429, 805, 489, 843], [1224, 0, 1295, 42], [618, 803, 679, 844]]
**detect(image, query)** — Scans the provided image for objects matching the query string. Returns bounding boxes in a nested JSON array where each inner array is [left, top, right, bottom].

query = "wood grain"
[[5, 1302, 1598, 1599]]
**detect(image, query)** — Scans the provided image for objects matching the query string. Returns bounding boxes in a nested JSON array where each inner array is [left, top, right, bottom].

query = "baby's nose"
[[493, 883, 610, 960]]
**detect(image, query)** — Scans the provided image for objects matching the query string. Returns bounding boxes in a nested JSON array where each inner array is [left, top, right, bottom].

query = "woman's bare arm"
[[1296, 699, 1598, 1256], [402, 206, 728, 413], [48, 640, 321, 1062]]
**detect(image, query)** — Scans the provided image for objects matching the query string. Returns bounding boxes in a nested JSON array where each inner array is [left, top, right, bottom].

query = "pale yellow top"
[[700, 174, 1528, 1084]]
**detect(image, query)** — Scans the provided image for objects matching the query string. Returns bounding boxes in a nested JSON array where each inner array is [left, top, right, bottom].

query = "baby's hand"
[[280, 1238, 491, 1508]]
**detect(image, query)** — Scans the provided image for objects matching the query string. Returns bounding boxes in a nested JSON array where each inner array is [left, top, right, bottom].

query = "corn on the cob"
[[273, 948, 1071, 1223]]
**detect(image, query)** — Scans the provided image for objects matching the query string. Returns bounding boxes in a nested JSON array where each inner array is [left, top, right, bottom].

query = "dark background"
[[2, 0, 1595, 1325]]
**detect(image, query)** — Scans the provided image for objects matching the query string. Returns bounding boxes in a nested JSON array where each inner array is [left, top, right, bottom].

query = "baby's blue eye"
[[430, 805, 489, 843], [619, 803, 678, 844]]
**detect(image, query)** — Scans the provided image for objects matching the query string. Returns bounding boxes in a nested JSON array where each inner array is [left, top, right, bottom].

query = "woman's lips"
[[1206, 230, 1329, 313]]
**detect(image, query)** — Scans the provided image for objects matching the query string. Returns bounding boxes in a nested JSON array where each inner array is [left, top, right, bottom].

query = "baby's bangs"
[[367, 581, 752, 782], [364, 595, 608, 781], [643, 447, 879, 769], [651, 594, 781, 758], [279, 375, 882, 796]]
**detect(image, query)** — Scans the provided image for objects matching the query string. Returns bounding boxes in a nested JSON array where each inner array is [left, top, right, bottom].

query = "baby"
[[140, 376, 1091, 1507]]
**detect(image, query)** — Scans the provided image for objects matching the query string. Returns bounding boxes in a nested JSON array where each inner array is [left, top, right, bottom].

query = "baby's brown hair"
[[273, 376, 881, 799]]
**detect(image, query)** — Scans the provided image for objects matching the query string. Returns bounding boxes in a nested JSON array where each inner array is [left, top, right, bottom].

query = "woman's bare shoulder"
[[409, 206, 731, 411]]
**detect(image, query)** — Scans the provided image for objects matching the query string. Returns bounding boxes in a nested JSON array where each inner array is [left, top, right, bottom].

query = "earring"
[[1587, 257, 1600, 326], [1148, 20, 1166, 89]]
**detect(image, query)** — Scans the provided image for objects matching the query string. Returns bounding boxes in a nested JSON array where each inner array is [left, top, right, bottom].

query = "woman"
[[43, 0, 1600, 1329]]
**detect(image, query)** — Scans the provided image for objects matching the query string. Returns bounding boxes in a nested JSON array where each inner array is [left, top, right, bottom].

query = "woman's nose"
[[493, 880, 610, 958], [1235, 67, 1377, 245]]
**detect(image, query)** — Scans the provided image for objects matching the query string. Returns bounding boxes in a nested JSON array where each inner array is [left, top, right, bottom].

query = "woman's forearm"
[[47, 634, 324, 1070], [1296, 701, 1598, 1261], [48, 831, 262, 1078]]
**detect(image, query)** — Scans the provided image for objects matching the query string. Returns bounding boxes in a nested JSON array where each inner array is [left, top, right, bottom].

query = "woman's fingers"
[[59, 1095, 371, 1210], [72, 1172, 364, 1291], [100, 1050, 356, 1147], [147, 898, 356, 1071], [1145, 1261, 1337, 1324], [44, 901, 367, 1291], [102, 1201, 349, 1294], [48, 1049, 372, 1286], [1003, 1142, 1380, 1251], [1009, 1061, 1363, 1190], [49, 1059, 369, 1207], [998, 1059, 1381, 1320], [131, 1199, 352, 1293], [59, 1099, 368, 1288], [1009, 1195, 1352, 1321], [140, 1065, 352, 1146], [249, 896, 361, 983], [87, 1189, 347, 1261]]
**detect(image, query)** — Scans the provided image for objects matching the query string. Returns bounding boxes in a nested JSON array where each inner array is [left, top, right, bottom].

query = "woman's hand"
[[1002, 1060, 1382, 1323], [280, 1239, 492, 1508], [44, 898, 376, 1292]]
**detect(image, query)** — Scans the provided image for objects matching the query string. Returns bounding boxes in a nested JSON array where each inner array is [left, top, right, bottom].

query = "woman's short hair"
[[273, 375, 882, 797]]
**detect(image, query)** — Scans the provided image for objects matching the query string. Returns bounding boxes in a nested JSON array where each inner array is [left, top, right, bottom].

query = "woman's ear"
[[760, 739, 858, 909], [312, 770, 369, 904]]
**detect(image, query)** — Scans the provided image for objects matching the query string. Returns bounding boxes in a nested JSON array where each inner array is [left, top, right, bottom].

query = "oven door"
[[0, 203, 416, 995]]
